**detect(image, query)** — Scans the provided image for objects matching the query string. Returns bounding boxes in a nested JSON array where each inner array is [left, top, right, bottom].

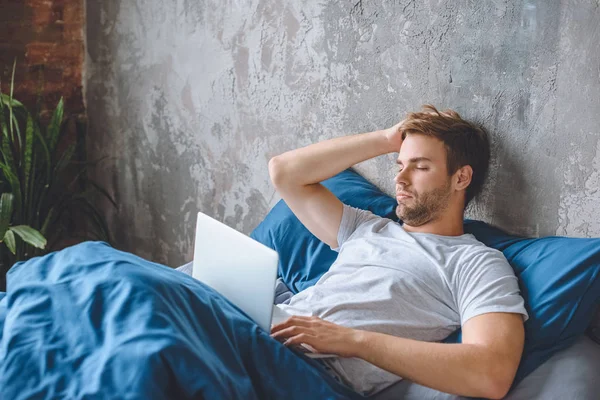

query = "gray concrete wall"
[[85, 0, 600, 267]]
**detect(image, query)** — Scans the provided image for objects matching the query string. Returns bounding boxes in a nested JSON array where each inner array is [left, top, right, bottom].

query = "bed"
[[1, 168, 599, 399]]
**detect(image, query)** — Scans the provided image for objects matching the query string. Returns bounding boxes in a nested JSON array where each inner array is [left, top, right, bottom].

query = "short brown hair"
[[399, 104, 490, 208]]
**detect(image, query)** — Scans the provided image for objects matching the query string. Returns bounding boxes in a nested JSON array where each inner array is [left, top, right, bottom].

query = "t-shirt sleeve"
[[330, 204, 380, 252], [456, 248, 529, 326]]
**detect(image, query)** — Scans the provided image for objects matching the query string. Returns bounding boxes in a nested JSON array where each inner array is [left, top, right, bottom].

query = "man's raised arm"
[[268, 125, 402, 248]]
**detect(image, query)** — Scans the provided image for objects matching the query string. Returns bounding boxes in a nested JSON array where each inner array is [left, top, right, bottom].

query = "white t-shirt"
[[277, 204, 529, 396]]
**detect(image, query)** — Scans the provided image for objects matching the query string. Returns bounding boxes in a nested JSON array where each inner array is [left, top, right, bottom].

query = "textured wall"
[[85, 0, 600, 267]]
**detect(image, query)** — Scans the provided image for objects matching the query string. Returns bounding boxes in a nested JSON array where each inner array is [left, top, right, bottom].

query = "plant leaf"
[[24, 114, 34, 206], [0, 96, 7, 139], [1, 131, 15, 172], [48, 97, 64, 153], [10, 111, 22, 153], [33, 122, 51, 180], [0, 163, 21, 217], [9, 225, 46, 249], [8, 59, 15, 137], [0, 192, 14, 239], [40, 205, 58, 237], [0, 93, 24, 109], [53, 142, 75, 177], [4, 229, 16, 254], [0, 84, 18, 202], [32, 123, 52, 228], [9, 60, 15, 101]]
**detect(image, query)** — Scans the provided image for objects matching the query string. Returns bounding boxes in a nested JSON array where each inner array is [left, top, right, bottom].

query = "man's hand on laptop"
[[270, 316, 361, 358]]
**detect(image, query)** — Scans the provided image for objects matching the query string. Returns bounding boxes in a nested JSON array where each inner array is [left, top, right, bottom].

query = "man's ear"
[[454, 165, 472, 191]]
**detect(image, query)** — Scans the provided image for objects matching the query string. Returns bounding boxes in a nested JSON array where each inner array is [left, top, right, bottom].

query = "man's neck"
[[401, 214, 465, 237]]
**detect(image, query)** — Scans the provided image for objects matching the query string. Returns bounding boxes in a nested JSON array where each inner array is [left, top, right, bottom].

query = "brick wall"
[[0, 0, 84, 116]]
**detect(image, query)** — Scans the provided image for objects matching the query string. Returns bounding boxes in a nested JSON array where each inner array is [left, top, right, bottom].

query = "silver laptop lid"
[[192, 211, 279, 332]]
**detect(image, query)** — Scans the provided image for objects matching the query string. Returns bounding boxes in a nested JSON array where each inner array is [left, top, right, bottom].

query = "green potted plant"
[[0, 62, 113, 290]]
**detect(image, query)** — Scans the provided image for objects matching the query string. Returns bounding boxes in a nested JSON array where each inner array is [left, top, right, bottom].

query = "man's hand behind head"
[[383, 119, 406, 152]]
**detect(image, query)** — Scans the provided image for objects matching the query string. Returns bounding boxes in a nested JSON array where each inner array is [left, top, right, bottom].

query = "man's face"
[[394, 134, 453, 226]]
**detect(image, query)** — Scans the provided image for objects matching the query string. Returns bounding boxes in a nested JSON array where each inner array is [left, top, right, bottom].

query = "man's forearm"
[[269, 130, 395, 186], [352, 331, 509, 399]]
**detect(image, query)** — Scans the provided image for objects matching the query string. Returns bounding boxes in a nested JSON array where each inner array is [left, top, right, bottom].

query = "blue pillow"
[[251, 168, 600, 387], [461, 220, 600, 386], [251, 168, 398, 293]]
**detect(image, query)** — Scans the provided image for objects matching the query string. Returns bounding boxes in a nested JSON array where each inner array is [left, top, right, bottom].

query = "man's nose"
[[395, 169, 409, 186]]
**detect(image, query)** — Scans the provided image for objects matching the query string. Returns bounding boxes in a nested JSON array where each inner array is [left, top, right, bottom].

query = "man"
[[268, 105, 529, 399]]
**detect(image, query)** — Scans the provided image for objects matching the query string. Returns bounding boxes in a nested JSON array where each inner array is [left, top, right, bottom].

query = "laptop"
[[192, 211, 337, 359]]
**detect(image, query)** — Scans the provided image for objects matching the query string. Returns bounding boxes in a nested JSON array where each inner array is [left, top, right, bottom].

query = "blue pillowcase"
[[250, 168, 600, 386]]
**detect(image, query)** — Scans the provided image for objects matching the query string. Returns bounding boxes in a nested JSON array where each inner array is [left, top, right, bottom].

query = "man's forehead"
[[397, 135, 446, 163]]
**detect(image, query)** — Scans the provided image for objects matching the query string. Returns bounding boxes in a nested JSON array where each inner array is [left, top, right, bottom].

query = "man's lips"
[[396, 192, 413, 200]]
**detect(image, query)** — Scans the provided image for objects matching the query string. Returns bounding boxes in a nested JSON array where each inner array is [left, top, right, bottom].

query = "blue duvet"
[[0, 242, 363, 400]]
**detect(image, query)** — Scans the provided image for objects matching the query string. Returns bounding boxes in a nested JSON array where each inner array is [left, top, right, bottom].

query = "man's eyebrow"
[[395, 157, 432, 165]]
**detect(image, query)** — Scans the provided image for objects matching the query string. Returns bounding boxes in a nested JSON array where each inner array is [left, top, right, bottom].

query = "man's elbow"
[[268, 157, 285, 187], [483, 367, 516, 399], [485, 383, 510, 400]]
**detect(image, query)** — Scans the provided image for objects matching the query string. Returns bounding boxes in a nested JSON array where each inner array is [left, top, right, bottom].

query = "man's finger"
[[270, 316, 314, 333], [270, 325, 312, 340], [283, 332, 315, 346]]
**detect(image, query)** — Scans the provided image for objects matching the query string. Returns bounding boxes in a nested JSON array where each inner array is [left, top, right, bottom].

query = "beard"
[[396, 181, 452, 227]]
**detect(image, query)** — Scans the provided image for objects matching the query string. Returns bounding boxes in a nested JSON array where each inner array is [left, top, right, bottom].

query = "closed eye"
[[398, 167, 429, 172]]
